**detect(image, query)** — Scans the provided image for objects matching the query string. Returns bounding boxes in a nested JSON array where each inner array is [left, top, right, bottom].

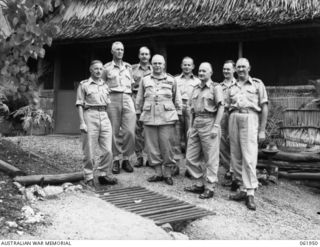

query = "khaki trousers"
[[220, 111, 231, 171], [144, 125, 176, 177], [186, 116, 221, 184], [229, 112, 259, 189], [132, 92, 144, 159], [82, 109, 113, 181], [107, 93, 136, 160]]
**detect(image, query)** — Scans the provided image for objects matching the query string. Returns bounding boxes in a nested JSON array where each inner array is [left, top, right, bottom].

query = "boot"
[[112, 160, 120, 174], [134, 157, 144, 168]]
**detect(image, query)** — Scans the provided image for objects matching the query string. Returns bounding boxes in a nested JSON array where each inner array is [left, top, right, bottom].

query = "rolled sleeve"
[[214, 84, 224, 106], [75, 84, 85, 107], [258, 83, 268, 106]]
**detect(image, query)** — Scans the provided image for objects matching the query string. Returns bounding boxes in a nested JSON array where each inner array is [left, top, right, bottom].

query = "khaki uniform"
[[174, 74, 200, 155], [132, 63, 152, 159], [136, 73, 182, 174], [102, 61, 136, 161], [220, 78, 236, 171], [76, 77, 112, 181], [186, 80, 224, 184], [228, 77, 268, 189]]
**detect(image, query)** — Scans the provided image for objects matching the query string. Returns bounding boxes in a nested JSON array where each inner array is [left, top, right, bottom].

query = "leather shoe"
[[147, 175, 163, 183], [171, 165, 180, 177], [122, 160, 134, 173], [112, 160, 120, 174], [185, 170, 193, 179], [145, 160, 150, 167], [221, 180, 233, 187], [199, 188, 214, 199], [98, 175, 118, 185], [163, 177, 173, 186], [184, 184, 205, 194], [229, 191, 247, 201], [230, 180, 241, 192], [246, 195, 257, 211], [81, 179, 96, 191], [134, 157, 143, 168]]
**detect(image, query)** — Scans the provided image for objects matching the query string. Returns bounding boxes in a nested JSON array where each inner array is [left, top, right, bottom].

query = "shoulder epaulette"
[[132, 64, 139, 69], [124, 62, 132, 69], [79, 79, 89, 85], [252, 77, 263, 84]]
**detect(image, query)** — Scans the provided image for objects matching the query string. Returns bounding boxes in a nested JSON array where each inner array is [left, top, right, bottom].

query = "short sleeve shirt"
[[102, 61, 134, 94], [228, 76, 268, 112], [175, 74, 200, 101], [76, 77, 110, 107], [132, 63, 152, 93], [190, 80, 224, 114], [220, 78, 236, 109]]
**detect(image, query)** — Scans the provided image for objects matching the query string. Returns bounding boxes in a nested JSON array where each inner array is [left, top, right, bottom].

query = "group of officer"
[[76, 41, 268, 211]]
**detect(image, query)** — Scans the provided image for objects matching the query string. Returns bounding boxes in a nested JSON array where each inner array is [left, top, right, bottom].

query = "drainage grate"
[[97, 186, 215, 225]]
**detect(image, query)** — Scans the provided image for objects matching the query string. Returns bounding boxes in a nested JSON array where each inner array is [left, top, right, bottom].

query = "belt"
[[194, 112, 215, 118], [110, 91, 132, 96], [85, 106, 107, 111], [230, 108, 256, 114]]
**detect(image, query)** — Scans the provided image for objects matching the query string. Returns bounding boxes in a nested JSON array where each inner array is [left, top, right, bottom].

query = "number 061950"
[[300, 241, 318, 246]]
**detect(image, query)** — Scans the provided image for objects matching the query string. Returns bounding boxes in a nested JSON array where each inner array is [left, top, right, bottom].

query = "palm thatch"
[[55, 0, 320, 40]]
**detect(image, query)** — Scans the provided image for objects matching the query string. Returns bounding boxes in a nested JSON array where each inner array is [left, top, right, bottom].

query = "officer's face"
[[152, 58, 165, 75], [198, 64, 212, 81], [236, 59, 250, 80], [90, 63, 103, 79], [139, 48, 150, 64], [112, 44, 124, 60], [223, 63, 235, 79], [181, 58, 194, 74]]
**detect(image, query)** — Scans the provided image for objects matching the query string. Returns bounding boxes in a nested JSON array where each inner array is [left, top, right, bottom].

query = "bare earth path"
[[5, 136, 320, 240]]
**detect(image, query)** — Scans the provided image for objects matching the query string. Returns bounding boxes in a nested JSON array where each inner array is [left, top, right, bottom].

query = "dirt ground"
[[1, 135, 320, 240]]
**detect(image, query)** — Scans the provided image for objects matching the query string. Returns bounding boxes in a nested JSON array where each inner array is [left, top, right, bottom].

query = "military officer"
[[136, 54, 182, 186], [175, 57, 200, 153], [228, 58, 268, 210], [220, 60, 238, 189], [102, 41, 136, 174], [184, 62, 224, 199], [76, 60, 117, 189], [132, 47, 152, 168]]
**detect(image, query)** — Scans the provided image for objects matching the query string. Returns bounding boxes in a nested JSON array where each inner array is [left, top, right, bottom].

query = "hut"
[[41, 0, 320, 141]]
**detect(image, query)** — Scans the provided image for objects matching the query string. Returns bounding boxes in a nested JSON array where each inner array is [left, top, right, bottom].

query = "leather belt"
[[194, 112, 215, 118], [110, 91, 132, 96], [85, 106, 107, 111], [230, 108, 256, 114]]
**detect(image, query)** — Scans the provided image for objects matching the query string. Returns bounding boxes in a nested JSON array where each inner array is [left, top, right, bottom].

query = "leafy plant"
[[12, 105, 53, 134]]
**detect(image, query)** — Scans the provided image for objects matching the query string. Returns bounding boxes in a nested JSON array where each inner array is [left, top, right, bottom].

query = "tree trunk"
[[14, 172, 84, 186], [258, 150, 320, 162], [278, 171, 320, 180], [0, 159, 26, 176]]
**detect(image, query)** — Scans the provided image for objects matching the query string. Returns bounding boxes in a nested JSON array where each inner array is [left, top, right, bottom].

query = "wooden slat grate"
[[97, 186, 215, 225]]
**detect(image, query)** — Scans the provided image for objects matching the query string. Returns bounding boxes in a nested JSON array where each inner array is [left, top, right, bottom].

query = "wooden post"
[[52, 47, 61, 133], [238, 41, 243, 58]]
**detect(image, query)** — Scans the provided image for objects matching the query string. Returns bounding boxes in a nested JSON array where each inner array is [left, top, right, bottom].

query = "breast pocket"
[[107, 71, 119, 88], [204, 92, 215, 112], [160, 84, 173, 97]]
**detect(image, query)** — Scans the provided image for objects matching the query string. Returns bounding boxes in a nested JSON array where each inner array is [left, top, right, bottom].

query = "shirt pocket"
[[144, 82, 154, 97], [160, 83, 173, 97], [204, 92, 215, 112], [107, 71, 119, 88]]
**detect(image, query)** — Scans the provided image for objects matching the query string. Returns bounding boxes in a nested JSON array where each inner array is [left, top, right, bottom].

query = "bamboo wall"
[[267, 85, 320, 147]]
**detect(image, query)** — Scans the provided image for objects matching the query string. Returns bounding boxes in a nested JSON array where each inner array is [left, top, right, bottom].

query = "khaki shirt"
[[102, 61, 134, 94], [220, 78, 236, 110], [136, 73, 182, 126], [75, 77, 110, 107], [228, 76, 268, 112], [132, 63, 152, 93], [190, 80, 224, 114], [175, 74, 200, 102]]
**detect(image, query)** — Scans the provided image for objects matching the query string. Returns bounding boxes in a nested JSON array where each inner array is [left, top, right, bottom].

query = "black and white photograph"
[[0, 0, 320, 243]]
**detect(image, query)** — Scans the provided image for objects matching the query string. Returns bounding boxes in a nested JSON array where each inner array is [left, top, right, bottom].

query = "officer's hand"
[[210, 124, 220, 138], [80, 123, 87, 133], [258, 130, 266, 142]]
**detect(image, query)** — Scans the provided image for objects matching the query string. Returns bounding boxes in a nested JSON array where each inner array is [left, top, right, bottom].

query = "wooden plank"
[[97, 186, 144, 194], [129, 202, 186, 212], [111, 196, 177, 206], [100, 191, 158, 200], [147, 208, 209, 220], [122, 200, 185, 210], [139, 205, 195, 217], [106, 194, 168, 204], [151, 209, 214, 221], [155, 212, 213, 225]]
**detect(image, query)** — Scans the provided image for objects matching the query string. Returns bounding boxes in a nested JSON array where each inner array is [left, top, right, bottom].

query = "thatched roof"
[[55, 0, 320, 41]]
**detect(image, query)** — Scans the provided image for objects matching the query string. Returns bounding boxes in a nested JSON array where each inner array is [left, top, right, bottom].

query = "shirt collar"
[[151, 73, 167, 80], [111, 60, 124, 69], [198, 79, 212, 89], [180, 73, 194, 79], [236, 76, 253, 87], [221, 77, 236, 87], [88, 77, 103, 85], [139, 63, 152, 71]]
